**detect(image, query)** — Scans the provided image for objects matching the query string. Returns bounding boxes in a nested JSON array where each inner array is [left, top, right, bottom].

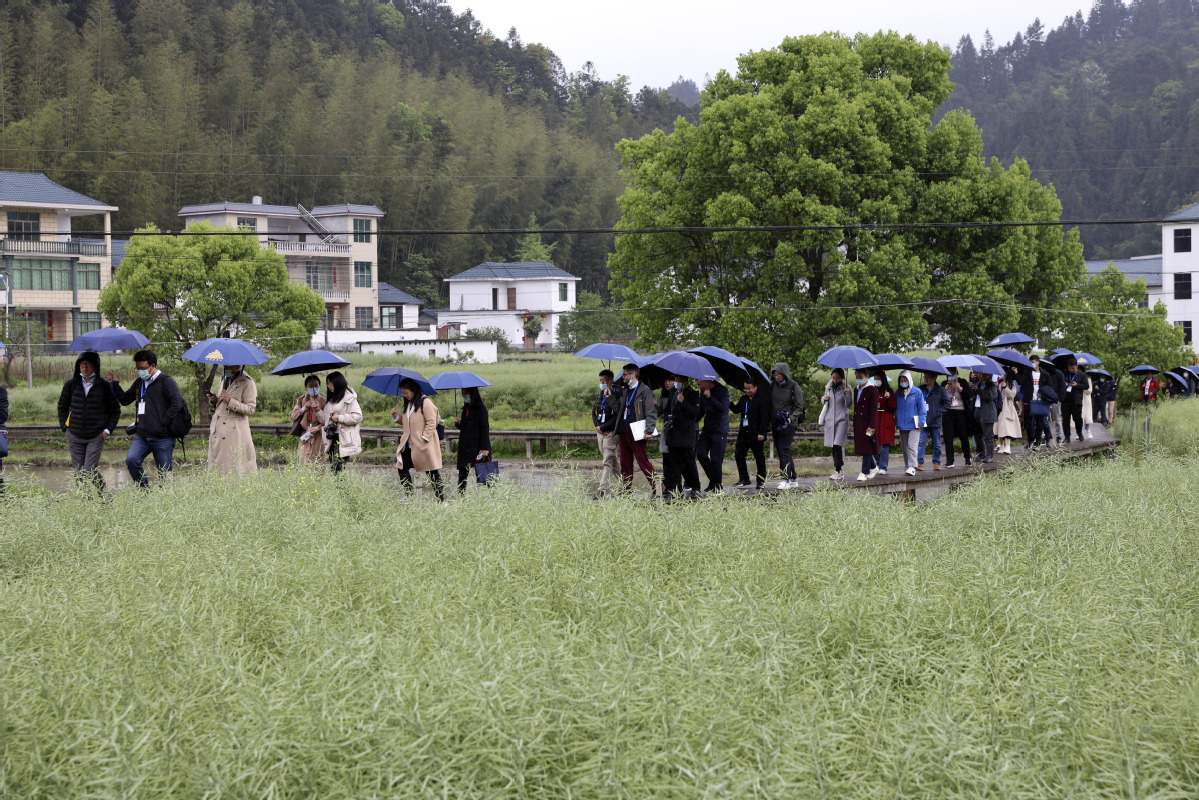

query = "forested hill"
[[942, 0, 1199, 260], [0, 0, 697, 300]]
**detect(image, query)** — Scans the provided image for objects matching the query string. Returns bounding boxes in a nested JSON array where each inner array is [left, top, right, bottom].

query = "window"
[[306, 262, 333, 291], [381, 306, 398, 329], [1176, 272, 1192, 300], [507, 287, 517, 309], [7, 211, 40, 241], [354, 261, 372, 288], [355, 306, 374, 329], [492, 287, 499, 311], [12, 258, 71, 290], [1179, 321, 1193, 345], [559, 282, 568, 302], [353, 218, 371, 243], [1176, 228, 1192, 253], [77, 312, 101, 335], [78, 262, 101, 291], [236, 217, 257, 232]]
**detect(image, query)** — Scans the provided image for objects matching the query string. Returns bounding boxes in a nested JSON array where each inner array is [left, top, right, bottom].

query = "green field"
[[3, 408, 1199, 796]]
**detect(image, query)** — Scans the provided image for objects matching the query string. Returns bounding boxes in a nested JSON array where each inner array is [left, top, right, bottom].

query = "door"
[[507, 287, 517, 310]]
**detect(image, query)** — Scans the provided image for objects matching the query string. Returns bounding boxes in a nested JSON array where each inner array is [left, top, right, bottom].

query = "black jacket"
[[731, 390, 772, 441], [941, 377, 975, 411], [454, 403, 491, 466], [0, 385, 8, 428], [111, 372, 186, 439], [663, 385, 701, 450], [1050, 369, 1067, 405], [58, 375, 120, 439], [592, 386, 620, 433], [699, 382, 730, 434], [1061, 370, 1090, 407]]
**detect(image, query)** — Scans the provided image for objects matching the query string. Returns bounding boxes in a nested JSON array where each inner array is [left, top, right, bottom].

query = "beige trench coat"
[[289, 393, 327, 465], [396, 396, 443, 472], [995, 384, 1023, 440], [209, 371, 257, 475], [320, 388, 364, 458]]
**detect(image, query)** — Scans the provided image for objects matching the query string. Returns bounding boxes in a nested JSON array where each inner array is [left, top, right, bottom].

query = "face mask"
[[873, 378, 882, 387], [855, 378, 865, 387], [463, 396, 472, 405], [137, 369, 151, 381], [223, 369, 234, 380], [600, 383, 607, 392], [308, 387, 320, 397], [899, 380, 909, 389]]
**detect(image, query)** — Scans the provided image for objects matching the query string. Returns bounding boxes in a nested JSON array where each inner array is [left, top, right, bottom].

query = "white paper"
[[914, 416, 920, 428], [1066, 386, 1073, 393], [630, 419, 647, 441], [137, 401, 146, 415]]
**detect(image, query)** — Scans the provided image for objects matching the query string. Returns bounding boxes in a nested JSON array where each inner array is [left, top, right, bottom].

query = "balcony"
[[0, 238, 107, 256], [318, 289, 350, 302], [264, 239, 351, 256]]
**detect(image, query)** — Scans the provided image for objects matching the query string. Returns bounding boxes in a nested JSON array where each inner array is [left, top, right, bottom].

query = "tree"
[[512, 213, 557, 263], [463, 326, 512, 353], [522, 315, 542, 342], [555, 290, 635, 352], [608, 32, 1084, 372], [0, 308, 49, 387], [1048, 266, 1194, 404], [98, 222, 325, 419]]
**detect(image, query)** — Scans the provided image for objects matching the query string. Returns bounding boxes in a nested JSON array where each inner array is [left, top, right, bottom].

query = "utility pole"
[[23, 312, 33, 389], [323, 307, 330, 350]]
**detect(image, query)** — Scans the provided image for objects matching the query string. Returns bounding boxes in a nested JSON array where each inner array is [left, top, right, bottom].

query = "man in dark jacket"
[[1048, 365, 1067, 445], [970, 371, 999, 463], [592, 369, 621, 497], [613, 363, 658, 494], [1060, 358, 1090, 443], [941, 369, 974, 468], [662, 374, 703, 501], [58, 351, 120, 493], [770, 362, 805, 489], [695, 378, 730, 493], [108, 349, 186, 488], [732, 379, 771, 489]]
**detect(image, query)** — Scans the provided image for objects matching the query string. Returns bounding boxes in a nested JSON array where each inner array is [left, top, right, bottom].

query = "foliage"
[[511, 213, 557, 264], [97, 222, 325, 415], [0, 307, 47, 386], [463, 326, 512, 353], [609, 32, 1084, 375], [522, 315, 543, 340], [554, 290, 635, 353], [943, 0, 1199, 258], [1048, 265, 1194, 405], [6, 447, 1199, 794]]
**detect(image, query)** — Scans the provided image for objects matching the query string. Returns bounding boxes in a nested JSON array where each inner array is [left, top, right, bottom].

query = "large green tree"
[[98, 222, 325, 418], [608, 32, 1085, 372]]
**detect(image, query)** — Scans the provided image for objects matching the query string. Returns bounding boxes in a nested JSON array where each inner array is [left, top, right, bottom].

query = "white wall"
[[359, 338, 499, 363], [1161, 223, 1198, 341], [448, 278, 578, 313], [436, 310, 562, 348], [312, 326, 438, 350]]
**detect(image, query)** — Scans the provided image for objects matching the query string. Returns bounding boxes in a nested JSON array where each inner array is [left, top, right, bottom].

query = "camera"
[[125, 422, 138, 436], [662, 413, 675, 432], [323, 421, 340, 441]]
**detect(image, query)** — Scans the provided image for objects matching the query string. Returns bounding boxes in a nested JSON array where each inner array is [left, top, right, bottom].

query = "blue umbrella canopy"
[[968, 355, 1006, 376], [429, 371, 493, 390], [1050, 347, 1075, 356], [740, 357, 771, 386], [872, 353, 915, 369], [986, 332, 1036, 347], [986, 348, 1035, 370], [68, 327, 151, 353], [817, 345, 878, 371], [688, 345, 749, 384], [1164, 370, 1189, 385], [1075, 352, 1103, 366], [574, 343, 643, 365], [1129, 365, 1160, 375], [361, 367, 437, 397], [910, 356, 950, 375], [938, 354, 985, 370], [181, 337, 269, 366], [1086, 368, 1113, 379], [270, 350, 353, 376], [650, 351, 720, 382]]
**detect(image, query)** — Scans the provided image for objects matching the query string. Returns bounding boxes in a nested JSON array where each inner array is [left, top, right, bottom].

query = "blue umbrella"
[[968, 355, 1006, 376], [68, 327, 150, 353], [1074, 352, 1103, 366], [429, 371, 493, 390], [986, 348, 1035, 370], [872, 353, 915, 369], [1181, 366, 1199, 377], [1086, 368, 1112, 379], [986, 332, 1036, 347], [688, 345, 749, 384], [270, 350, 353, 376], [650, 351, 720, 382], [740, 357, 771, 386], [1050, 347, 1074, 356], [817, 345, 878, 371], [181, 337, 269, 365], [910, 356, 950, 376], [574, 343, 644, 367], [1164, 370, 1189, 385], [362, 367, 437, 397], [1129, 365, 1160, 375], [938, 354, 986, 370]]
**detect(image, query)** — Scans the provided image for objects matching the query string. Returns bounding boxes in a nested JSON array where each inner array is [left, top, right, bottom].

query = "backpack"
[[168, 397, 193, 439]]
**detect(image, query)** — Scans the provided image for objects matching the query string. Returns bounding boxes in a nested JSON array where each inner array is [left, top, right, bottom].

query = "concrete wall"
[[312, 325, 440, 350], [448, 278, 577, 314], [435, 310, 562, 348], [359, 338, 499, 363], [1161, 223, 1199, 341]]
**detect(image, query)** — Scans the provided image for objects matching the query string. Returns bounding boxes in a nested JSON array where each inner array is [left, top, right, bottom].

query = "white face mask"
[[899, 380, 909, 389]]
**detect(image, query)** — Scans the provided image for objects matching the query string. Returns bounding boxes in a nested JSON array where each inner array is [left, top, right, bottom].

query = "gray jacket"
[[822, 380, 852, 448], [771, 362, 805, 425]]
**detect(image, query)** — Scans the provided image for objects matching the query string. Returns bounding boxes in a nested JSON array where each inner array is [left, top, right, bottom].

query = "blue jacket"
[[894, 372, 927, 430], [920, 382, 949, 428], [699, 382, 730, 434]]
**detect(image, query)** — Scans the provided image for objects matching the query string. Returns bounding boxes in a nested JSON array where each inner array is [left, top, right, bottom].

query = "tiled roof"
[[1084, 257, 1163, 287], [445, 261, 579, 281], [0, 171, 115, 208], [1165, 203, 1199, 222], [378, 281, 423, 305], [178, 201, 302, 217], [311, 204, 384, 217], [111, 239, 129, 270]]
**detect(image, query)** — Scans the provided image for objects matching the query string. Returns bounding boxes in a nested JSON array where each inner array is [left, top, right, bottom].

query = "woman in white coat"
[[821, 368, 853, 480], [994, 377, 1022, 454], [1081, 373, 1094, 439], [320, 371, 363, 473]]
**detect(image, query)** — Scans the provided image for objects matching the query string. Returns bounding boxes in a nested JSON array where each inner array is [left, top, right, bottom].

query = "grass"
[[3, 414, 1199, 796]]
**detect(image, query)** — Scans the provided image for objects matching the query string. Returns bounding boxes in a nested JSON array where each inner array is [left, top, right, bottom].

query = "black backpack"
[[168, 397, 193, 439]]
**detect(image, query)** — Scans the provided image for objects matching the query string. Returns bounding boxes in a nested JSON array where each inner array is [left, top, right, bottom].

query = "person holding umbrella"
[[453, 386, 491, 494], [0, 379, 6, 500], [695, 378, 730, 493], [57, 350, 120, 494], [613, 362, 658, 495], [322, 372, 364, 474], [290, 375, 327, 465], [1140, 372, 1159, 403], [662, 374, 703, 501], [969, 370, 999, 463], [821, 369, 852, 480], [893, 369, 926, 476], [393, 376, 444, 500], [732, 378, 771, 489], [941, 368, 973, 468], [205, 364, 258, 475], [995, 374, 1022, 454], [853, 369, 880, 480], [917, 370, 949, 471], [873, 371, 897, 475], [770, 363, 805, 489]]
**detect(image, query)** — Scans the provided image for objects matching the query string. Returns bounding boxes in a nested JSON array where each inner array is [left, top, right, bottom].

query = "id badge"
[[741, 415, 748, 427], [137, 401, 146, 415]]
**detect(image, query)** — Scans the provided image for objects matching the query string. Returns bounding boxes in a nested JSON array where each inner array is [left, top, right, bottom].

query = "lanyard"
[[624, 385, 637, 412]]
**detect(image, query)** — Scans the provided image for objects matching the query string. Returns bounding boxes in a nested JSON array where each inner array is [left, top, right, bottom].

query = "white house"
[[436, 261, 580, 348], [178, 197, 384, 332], [1082, 255, 1164, 310], [1161, 204, 1199, 346]]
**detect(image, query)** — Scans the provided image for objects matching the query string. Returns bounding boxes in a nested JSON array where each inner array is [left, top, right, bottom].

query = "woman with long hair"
[[320, 371, 363, 473], [393, 377, 445, 500], [454, 385, 491, 493]]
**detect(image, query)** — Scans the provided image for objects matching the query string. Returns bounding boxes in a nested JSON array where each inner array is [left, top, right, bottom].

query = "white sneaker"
[[877, 469, 888, 476], [904, 467, 916, 476], [856, 473, 868, 481], [776, 480, 790, 490], [868, 468, 880, 479], [829, 471, 843, 480]]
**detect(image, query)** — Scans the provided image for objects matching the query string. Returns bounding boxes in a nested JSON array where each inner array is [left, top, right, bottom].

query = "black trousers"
[[1063, 404, 1084, 440], [397, 445, 444, 500], [831, 444, 844, 472], [696, 430, 728, 489], [664, 447, 700, 499], [735, 436, 767, 486], [774, 423, 797, 480], [943, 409, 972, 465]]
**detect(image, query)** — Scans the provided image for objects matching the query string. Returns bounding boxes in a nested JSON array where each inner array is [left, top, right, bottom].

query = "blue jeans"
[[918, 427, 942, 465], [126, 434, 175, 488], [861, 453, 877, 474], [878, 444, 891, 471]]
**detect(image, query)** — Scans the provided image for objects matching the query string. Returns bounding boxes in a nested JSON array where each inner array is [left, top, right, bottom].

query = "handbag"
[[817, 402, 828, 426], [474, 455, 499, 484], [1030, 400, 1049, 416]]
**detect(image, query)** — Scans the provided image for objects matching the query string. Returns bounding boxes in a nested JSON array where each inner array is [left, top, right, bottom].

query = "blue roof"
[[446, 261, 579, 281], [0, 171, 115, 208], [1084, 257, 1162, 287], [378, 282, 423, 305], [1166, 203, 1199, 222]]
